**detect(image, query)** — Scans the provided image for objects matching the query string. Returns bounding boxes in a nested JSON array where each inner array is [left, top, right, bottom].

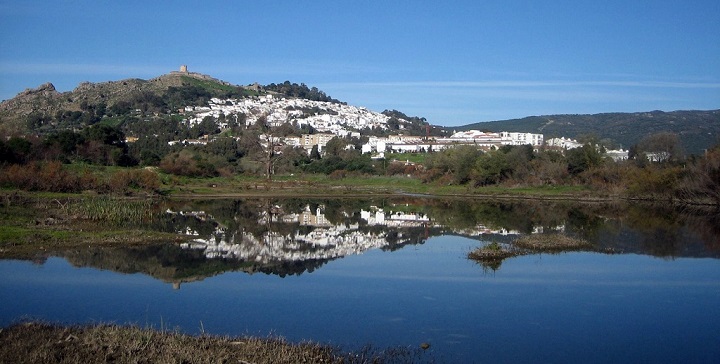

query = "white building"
[[545, 137, 583, 150], [605, 149, 629, 161], [500, 132, 544, 146]]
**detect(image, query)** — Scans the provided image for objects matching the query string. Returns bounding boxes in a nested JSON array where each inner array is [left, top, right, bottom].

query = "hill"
[[452, 110, 720, 155], [0, 70, 251, 135], [0, 69, 433, 139]]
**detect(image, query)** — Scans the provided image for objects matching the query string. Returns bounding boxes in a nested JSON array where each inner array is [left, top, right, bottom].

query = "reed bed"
[[69, 197, 160, 225], [468, 234, 594, 271], [513, 233, 592, 252]]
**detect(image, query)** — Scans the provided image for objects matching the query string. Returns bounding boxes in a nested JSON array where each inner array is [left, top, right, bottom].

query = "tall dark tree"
[[566, 143, 605, 175], [636, 132, 685, 163]]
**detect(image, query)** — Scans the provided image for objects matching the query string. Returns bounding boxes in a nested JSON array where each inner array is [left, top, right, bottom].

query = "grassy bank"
[[0, 192, 186, 259], [162, 173, 598, 200], [0, 322, 432, 364], [0, 159, 614, 200]]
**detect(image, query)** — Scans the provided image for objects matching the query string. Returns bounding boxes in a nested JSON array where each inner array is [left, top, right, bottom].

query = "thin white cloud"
[[322, 82, 685, 107], [317, 77, 719, 124], [322, 80, 720, 89], [0, 62, 169, 76]]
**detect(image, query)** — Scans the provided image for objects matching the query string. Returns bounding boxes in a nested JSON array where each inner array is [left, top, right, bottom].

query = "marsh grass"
[[154, 171, 602, 199], [0, 322, 434, 364], [0, 194, 186, 258], [467, 241, 524, 271], [468, 234, 594, 271], [513, 233, 593, 252], [69, 197, 160, 226]]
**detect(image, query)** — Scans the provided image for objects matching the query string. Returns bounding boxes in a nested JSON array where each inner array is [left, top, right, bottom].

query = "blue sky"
[[1, 0, 718, 126]]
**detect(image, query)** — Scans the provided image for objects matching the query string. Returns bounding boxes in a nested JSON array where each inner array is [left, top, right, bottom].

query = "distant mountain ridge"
[[452, 110, 720, 155]]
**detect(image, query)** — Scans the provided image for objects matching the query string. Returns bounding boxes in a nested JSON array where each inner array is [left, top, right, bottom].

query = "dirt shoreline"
[[167, 191, 623, 203], [0, 322, 432, 364]]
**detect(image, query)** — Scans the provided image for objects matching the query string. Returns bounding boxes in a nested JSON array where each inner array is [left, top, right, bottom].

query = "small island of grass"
[[513, 233, 593, 252], [468, 234, 595, 271]]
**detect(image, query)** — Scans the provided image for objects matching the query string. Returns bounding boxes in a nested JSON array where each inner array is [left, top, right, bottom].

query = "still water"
[[1, 198, 719, 363]]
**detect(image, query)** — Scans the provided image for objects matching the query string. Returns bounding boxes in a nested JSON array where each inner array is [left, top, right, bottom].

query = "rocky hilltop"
[[0, 69, 247, 134], [0, 82, 62, 119]]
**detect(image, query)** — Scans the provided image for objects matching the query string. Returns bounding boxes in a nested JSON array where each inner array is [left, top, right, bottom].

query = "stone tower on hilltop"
[[179, 65, 188, 73]]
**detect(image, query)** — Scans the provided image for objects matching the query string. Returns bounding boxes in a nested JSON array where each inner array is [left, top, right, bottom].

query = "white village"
[[172, 93, 629, 161], [153, 66, 633, 161]]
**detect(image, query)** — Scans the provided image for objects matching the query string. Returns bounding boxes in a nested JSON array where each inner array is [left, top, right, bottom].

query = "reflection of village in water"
[[52, 199, 719, 287], [171, 204, 556, 264]]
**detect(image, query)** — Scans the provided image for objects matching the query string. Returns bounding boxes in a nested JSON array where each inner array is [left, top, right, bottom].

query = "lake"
[[1, 197, 719, 363]]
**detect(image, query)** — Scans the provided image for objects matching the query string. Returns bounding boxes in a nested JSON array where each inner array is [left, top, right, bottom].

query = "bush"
[[679, 146, 720, 204], [0, 161, 81, 192], [624, 165, 684, 200], [106, 169, 159, 194], [328, 169, 347, 179], [159, 151, 219, 177]]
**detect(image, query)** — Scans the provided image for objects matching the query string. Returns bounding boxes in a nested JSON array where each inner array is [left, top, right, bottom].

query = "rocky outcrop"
[[0, 74, 184, 131], [19, 82, 58, 97], [1, 82, 61, 112], [0, 83, 65, 135]]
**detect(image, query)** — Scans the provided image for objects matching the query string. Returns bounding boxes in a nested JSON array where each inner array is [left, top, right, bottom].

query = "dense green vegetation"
[[420, 141, 720, 204], [381, 109, 444, 137], [263, 81, 343, 103], [2, 121, 719, 204]]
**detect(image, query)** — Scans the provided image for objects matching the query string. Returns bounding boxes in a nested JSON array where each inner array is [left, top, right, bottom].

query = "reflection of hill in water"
[[60, 244, 332, 285], [53, 199, 720, 284]]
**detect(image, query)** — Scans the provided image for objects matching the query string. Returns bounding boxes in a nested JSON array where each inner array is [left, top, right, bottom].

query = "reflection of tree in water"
[[680, 207, 720, 253], [624, 205, 690, 257], [565, 207, 607, 240], [427, 199, 574, 234], [587, 204, 720, 258], [464, 201, 720, 272], [473, 257, 504, 273], [379, 226, 436, 252], [255, 259, 329, 277]]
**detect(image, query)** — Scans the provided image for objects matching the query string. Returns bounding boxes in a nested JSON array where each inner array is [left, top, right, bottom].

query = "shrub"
[[159, 151, 219, 177], [625, 165, 684, 200], [679, 146, 720, 204], [107, 169, 161, 193], [0, 161, 81, 192], [328, 169, 347, 179]]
